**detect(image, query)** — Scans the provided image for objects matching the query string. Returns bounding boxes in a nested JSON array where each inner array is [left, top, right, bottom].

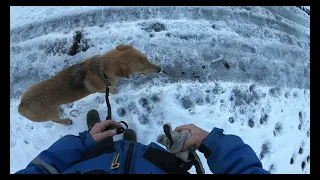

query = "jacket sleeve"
[[15, 131, 97, 174], [198, 128, 269, 174]]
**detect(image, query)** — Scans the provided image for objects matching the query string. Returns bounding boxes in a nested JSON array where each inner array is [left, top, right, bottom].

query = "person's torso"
[[62, 140, 171, 174]]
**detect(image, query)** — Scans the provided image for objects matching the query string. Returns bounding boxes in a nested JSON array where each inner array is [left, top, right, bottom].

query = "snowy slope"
[[10, 6, 310, 174]]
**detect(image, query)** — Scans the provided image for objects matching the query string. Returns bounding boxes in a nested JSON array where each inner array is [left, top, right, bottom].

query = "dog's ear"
[[116, 63, 131, 78], [116, 45, 133, 51]]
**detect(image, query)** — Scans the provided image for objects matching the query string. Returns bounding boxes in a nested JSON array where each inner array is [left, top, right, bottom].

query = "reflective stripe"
[[111, 154, 120, 169], [31, 157, 59, 174]]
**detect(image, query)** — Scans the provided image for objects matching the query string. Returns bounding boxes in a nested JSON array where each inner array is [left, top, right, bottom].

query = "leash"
[[80, 85, 128, 163], [104, 86, 128, 134], [98, 61, 128, 134], [105, 86, 112, 120], [101, 64, 166, 134]]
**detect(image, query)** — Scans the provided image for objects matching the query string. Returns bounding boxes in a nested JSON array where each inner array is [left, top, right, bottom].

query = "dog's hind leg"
[[52, 118, 73, 125], [50, 108, 73, 125]]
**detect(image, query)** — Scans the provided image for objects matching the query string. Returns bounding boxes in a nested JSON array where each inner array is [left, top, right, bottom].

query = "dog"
[[18, 45, 161, 125]]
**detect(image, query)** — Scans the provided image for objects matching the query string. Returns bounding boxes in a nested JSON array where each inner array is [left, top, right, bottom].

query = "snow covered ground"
[[10, 6, 310, 174]]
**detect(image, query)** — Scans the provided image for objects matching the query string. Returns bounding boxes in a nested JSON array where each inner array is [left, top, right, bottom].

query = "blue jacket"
[[15, 128, 269, 174]]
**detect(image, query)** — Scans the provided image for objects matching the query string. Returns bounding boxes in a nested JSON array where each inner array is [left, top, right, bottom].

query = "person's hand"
[[89, 120, 122, 143], [175, 124, 209, 151]]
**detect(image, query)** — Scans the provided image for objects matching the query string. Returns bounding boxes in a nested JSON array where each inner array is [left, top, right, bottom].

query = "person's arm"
[[15, 120, 121, 174], [15, 131, 96, 174], [199, 128, 269, 174], [175, 124, 269, 174]]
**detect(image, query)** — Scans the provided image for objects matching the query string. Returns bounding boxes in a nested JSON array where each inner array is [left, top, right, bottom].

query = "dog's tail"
[[18, 101, 27, 117], [18, 101, 36, 121]]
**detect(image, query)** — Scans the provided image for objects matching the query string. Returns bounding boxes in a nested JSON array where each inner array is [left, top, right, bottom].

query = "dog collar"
[[99, 63, 111, 87]]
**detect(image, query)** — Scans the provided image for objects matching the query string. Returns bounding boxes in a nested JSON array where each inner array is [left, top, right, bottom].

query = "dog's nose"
[[157, 67, 162, 73], [158, 68, 167, 74]]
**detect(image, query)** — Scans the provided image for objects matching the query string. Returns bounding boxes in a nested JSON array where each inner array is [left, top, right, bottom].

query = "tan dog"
[[18, 45, 161, 125]]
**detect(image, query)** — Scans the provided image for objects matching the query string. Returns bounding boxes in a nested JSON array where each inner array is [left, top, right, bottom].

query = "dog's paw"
[[110, 88, 119, 94], [63, 118, 73, 125]]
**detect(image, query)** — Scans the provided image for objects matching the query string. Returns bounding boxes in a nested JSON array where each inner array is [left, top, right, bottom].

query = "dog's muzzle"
[[159, 68, 167, 74]]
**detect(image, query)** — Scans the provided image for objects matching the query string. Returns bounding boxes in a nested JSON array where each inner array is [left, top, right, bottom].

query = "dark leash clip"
[[105, 121, 128, 135]]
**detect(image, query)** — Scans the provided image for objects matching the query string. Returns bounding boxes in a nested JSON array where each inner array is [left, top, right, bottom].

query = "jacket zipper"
[[124, 142, 135, 174]]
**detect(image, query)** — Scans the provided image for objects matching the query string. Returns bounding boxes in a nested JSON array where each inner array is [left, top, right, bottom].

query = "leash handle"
[[105, 121, 128, 135]]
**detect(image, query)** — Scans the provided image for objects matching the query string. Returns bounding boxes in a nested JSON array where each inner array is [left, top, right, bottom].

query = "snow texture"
[[10, 6, 310, 174]]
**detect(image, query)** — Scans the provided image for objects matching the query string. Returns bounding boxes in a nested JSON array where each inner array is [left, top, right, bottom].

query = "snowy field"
[[10, 6, 310, 174]]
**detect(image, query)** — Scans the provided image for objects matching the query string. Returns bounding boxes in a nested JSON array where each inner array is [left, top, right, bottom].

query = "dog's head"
[[114, 45, 161, 78]]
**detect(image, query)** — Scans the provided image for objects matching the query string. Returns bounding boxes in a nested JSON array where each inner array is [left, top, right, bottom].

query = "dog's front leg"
[[98, 86, 118, 94], [108, 86, 119, 94], [107, 77, 119, 94]]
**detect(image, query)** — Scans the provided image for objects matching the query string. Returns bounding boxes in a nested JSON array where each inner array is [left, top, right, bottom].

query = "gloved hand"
[[157, 123, 205, 174], [174, 124, 209, 151], [157, 123, 191, 162]]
